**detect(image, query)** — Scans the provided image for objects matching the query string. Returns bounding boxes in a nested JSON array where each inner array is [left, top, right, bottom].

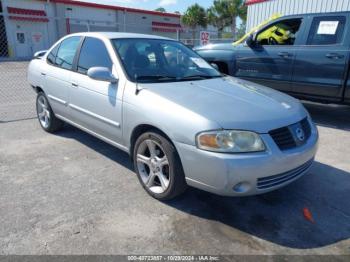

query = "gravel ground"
[[0, 101, 350, 255]]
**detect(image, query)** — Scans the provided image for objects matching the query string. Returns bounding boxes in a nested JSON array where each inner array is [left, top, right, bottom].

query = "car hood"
[[194, 43, 237, 51], [141, 76, 308, 133]]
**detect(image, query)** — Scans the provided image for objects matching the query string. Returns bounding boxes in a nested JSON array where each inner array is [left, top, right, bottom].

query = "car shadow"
[[56, 125, 133, 170], [54, 124, 350, 250], [303, 101, 350, 131], [166, 161, 350, 249]]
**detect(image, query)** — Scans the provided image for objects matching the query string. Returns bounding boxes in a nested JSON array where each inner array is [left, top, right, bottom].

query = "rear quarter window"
[[47, 44, 60, 65]]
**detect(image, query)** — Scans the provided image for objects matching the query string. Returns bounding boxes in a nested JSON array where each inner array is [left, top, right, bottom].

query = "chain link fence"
[[0, 13, 233, 123]]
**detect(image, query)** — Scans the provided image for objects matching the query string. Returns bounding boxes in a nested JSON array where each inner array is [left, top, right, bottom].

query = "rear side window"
[[77, 37, 112, 74], [307, 16, 346, 45], [54, 36, 81, 70]]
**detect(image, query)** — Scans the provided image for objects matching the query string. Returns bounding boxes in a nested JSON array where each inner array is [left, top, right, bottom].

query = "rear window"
[[54, 36, 81, 70], [307, 16, 346, 45]]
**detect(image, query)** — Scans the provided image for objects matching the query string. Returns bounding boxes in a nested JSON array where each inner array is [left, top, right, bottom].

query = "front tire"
[[36, 92, 64, 133], [133, 131, 187, 200]]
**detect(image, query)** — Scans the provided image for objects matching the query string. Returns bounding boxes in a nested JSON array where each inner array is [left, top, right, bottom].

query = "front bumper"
[[174, 123, 318, 196]]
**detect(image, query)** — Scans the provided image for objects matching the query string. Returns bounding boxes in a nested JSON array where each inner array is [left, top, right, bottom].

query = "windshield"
[[112, 38, 221, 83]]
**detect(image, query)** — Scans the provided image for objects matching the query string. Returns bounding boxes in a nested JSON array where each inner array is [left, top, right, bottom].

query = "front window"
[[112, 38, 221, 83], [256, 18, 302, 46], [77, 37, 113, 74]]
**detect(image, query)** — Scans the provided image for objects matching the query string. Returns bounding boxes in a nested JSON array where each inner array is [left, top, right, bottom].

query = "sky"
[[74, 0, 214, 14]]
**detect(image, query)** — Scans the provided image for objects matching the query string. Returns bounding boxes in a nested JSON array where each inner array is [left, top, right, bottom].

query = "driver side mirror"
[[246, 34, 257, 48], [87, 67, 118, 83]]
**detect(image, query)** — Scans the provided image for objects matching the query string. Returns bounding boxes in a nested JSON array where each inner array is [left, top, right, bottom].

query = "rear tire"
[[36, 92, 64, 133], [133, 131, 187, 200]]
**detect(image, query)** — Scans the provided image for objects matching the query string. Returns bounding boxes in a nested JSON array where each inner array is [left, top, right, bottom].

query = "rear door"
[[44, 36, 81, 117], [291, 14, 350, 99], [235, 17, 305, 93]]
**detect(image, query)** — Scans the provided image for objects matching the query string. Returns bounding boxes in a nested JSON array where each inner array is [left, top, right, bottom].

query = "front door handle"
[[71, 82, 78, 88], [326, 53, 344, 59], [41, 72, 46, 76], [278, 52, 292, 58]]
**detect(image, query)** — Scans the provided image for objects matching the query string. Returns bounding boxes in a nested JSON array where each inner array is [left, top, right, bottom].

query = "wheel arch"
[[211, 61, 229, 75], [33, 85, 44, 93], [129, 124, 176, 161]]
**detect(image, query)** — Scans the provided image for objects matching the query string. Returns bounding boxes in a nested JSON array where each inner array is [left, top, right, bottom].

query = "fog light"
[[233, 182, 251, 193]]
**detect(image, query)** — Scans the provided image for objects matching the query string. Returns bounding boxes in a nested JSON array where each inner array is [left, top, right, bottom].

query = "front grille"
[[257, 159, 313, 190], [269, 118, 312, 151], [269, 126, 296, 150]]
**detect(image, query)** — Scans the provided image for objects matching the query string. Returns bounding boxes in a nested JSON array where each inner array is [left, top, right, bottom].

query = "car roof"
[[67, 32, 173, 40], [281, 10, 350, 19]]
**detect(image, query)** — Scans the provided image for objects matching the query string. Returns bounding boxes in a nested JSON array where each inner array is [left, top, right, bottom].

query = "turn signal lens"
[[198, 134, 220, 149]]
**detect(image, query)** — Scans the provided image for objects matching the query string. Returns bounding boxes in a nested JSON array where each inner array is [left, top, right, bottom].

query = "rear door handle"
[[41, 72, 46, 76], [71, 82, 78, 88], [326, 53, 344, 59], [278, 52, 292, 58]]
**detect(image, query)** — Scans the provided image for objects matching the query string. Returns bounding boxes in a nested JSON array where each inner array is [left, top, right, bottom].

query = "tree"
[[207, 6, 227, 38], [207, 0, 247, 40], [236, 21, 246, 39], [227, 0, 247, 38], [181, 4, 207, 44], [155, 7, 166, 13]]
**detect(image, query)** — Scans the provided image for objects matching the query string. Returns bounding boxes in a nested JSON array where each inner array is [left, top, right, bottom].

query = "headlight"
[[196, 130, 265, 153]]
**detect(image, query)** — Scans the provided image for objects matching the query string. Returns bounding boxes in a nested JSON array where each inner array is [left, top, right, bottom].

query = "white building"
[[0, 0, 182, 59], [246, 0, 350, 31]]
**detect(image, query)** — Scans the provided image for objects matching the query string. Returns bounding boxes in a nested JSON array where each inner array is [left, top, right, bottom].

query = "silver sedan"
[[28, 32, 318, 200]]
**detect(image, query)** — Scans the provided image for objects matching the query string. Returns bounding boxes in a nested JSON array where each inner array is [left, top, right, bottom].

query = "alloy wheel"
[[37, 95, 50, 128], [136, 139, 170, 194]]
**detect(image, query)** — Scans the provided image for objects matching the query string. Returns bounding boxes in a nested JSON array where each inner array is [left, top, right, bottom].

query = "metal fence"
[[0, 13, 233, 122]]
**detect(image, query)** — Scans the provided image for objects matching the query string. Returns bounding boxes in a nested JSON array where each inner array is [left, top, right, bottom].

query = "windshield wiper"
[[135, 75, 178, 82], [178, 75, 222, 81]]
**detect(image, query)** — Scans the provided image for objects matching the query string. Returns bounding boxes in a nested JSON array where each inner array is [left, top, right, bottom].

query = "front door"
[[291, 15, 350, 99], [235, 17, 305, 93], [69, 37, 123, 144]]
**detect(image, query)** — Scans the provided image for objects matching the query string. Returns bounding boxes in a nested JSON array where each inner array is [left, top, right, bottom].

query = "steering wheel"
[[268, 37, 279, 45]]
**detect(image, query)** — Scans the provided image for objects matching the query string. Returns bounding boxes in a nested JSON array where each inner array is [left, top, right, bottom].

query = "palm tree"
[[207, 6, 227, 38], [207, 0, 247, 40], [155, 7, 166, 13], [182, 4, 207, 44], [227, 0, 247, 39]]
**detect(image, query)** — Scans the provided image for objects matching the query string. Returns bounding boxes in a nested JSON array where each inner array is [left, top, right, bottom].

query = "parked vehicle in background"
[[195, 11, 350, 105], [28, 32, 318, 201]]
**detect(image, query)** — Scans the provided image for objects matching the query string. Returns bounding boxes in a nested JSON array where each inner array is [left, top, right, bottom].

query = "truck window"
[[307, 16, 346, 45], [256, 18, 302, 46]]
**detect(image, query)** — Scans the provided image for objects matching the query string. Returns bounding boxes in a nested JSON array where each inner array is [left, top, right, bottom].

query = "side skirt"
[[55, 114, 129, 154]]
